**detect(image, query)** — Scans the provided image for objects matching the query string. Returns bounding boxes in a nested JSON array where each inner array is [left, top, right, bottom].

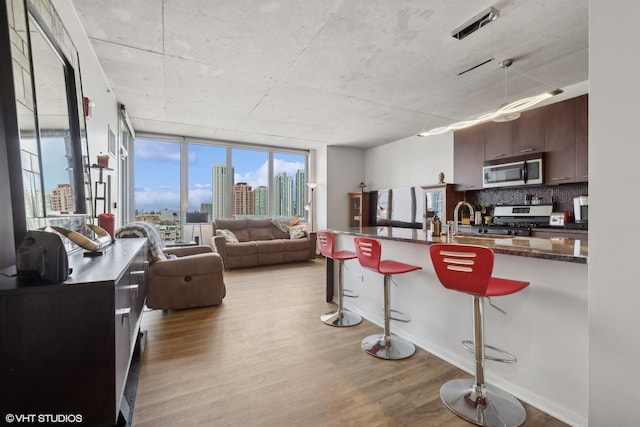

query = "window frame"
[[132, 134, 310, 235]]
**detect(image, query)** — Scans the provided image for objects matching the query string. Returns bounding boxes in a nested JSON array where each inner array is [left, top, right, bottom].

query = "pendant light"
[[418, 59, 563, 137], [492, 59, 521, 122]]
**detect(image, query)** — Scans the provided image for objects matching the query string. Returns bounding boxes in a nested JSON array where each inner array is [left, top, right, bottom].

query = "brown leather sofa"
[[212, 218, 317, 270]]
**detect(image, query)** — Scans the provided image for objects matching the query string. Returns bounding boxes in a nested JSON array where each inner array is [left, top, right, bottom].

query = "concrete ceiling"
[[70, 0, 588, 150]]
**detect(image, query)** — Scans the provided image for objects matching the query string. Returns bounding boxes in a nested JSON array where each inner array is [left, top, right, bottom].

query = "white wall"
[[313, 145, 328, 230], [53, 0, 121, 222], [317, 146, 366, 230], [589, 1, 640, 425], [365, 133, 454, 190]]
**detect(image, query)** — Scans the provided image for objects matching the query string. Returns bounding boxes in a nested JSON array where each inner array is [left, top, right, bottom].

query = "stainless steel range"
[[471, 204, 553, 236]]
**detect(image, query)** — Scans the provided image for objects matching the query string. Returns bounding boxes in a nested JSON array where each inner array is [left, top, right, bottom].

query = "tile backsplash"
[[465, 182, 588, 214]]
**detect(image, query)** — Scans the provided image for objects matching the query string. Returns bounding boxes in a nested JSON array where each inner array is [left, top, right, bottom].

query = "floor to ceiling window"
[[274, 152, 308, 221], [231, 148, 269, 219], [133, 136, 309, 241], [187, 143, 226, 221], [134, 137, 182, 241]]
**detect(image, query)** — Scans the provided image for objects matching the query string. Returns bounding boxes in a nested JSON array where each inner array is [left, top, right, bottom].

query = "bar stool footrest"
[[440, 378, 526, 427], [461, 340, 518, 363], [343, 289, 359, 298], [321, 310, 362, 327], [389, 309, 411, 323]]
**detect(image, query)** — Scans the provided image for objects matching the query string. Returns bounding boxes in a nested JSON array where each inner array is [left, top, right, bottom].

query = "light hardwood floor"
[[132, 258, 567, 426]]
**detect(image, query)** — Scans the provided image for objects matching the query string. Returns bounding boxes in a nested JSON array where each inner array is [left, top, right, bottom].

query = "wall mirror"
[[12, 0, 92, 242]]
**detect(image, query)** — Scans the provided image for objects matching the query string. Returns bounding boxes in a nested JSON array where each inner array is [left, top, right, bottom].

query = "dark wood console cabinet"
[[0, 238, 148, 426], [348, 192, 371, 227]]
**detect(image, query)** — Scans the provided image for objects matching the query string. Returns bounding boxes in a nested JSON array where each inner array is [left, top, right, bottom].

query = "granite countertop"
[[329, 227, 588, 264]]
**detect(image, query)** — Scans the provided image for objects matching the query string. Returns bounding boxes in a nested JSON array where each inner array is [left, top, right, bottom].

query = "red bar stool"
[[429, 243, 529, 427], [354, 237, 422, 360], [317, 231, 362, 327]]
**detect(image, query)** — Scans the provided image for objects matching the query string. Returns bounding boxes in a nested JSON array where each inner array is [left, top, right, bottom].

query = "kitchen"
[[325, 90, 591, 425]]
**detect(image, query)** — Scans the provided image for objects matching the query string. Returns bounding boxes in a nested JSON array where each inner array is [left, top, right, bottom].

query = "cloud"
[[136, 139, 181, 162], [187, 185, 213, 211], [234, 158, 305, 188], [135, 186, 180, 210], [235, 160, 269, 188], [274, 158, 305, 175]]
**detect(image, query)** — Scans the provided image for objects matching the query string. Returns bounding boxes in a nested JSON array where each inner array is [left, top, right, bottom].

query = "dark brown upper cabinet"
[[576, 94, 589, 182], [454, 125, 485, 190], [545, 98, 577, 184], [454, 94, 588, 188], [484, 121, 513, 161], [513, 107, 545, 155]]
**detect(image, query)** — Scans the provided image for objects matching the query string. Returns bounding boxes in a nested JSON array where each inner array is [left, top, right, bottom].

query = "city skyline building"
[[49, 183, 75, 213], [273, 172, 294, 216], [213, 163, 229, 219], [295, 169, 306, 218], [254, 186, 268, 217], [200, 202, 213, 221], [232, 182, 254, 218]]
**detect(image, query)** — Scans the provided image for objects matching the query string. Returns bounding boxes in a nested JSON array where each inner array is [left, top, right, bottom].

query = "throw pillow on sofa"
[[289, 225, 307, 239], [271, 216, 300, 232], [216, 228, 239, 243]]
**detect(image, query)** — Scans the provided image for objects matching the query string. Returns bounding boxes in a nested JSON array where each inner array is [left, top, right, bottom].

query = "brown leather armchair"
[[147, 245, 226, 310], [116, 222, 226, 310]]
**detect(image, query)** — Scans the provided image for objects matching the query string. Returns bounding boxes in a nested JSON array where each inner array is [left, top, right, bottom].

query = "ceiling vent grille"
[[452, 7, 499, 40]]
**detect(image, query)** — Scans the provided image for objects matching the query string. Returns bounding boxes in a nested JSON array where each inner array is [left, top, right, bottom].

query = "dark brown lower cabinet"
[[0, 238, 148, 426]]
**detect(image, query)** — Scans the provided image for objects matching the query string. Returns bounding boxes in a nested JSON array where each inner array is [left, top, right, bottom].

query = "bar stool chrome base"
[[321, 309, 362, 327], [440, 379, 526, 427], [361, 333, 415, 360]]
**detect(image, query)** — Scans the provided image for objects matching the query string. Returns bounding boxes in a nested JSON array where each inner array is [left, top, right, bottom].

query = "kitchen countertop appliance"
[[482, 154, 543, 188], [573, 195, 588, 224], [470, 204, 553, 236]]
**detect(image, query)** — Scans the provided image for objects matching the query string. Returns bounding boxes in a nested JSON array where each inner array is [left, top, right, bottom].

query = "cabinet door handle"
[[116, 308, 131, 326], [551, 177, 569, 181], [492, 153, 506, 158], [520, 148, 535, 153], [127, 284, 139, 300]]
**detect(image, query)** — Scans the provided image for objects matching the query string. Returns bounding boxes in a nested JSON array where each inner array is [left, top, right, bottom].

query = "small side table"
[[164, 240, 198, 248]]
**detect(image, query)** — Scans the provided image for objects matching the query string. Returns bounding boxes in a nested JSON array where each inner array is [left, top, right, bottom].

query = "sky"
[[40, 137, 74, 192], [134, 138, 306, 212]]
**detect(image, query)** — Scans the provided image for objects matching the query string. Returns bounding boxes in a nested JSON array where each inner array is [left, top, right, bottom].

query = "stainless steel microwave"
[[482, 156, 543, 188]]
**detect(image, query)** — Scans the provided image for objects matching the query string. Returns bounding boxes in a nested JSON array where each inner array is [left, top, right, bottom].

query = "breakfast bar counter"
[[324, 227, 588, 426], [329, 226, 588, 264]]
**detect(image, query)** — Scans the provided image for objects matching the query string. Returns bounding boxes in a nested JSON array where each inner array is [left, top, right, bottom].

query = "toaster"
[[549, 212, 568, 226]]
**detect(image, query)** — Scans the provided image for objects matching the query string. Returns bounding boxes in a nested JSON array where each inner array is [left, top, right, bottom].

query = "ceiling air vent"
[[452, 7, 499, 40]]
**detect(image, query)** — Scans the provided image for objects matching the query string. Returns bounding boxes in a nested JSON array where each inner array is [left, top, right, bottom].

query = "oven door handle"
[[521, 161, 528, 183]]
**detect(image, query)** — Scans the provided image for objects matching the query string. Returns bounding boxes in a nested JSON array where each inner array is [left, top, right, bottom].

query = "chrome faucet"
[[453, 201, 475, 237]]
